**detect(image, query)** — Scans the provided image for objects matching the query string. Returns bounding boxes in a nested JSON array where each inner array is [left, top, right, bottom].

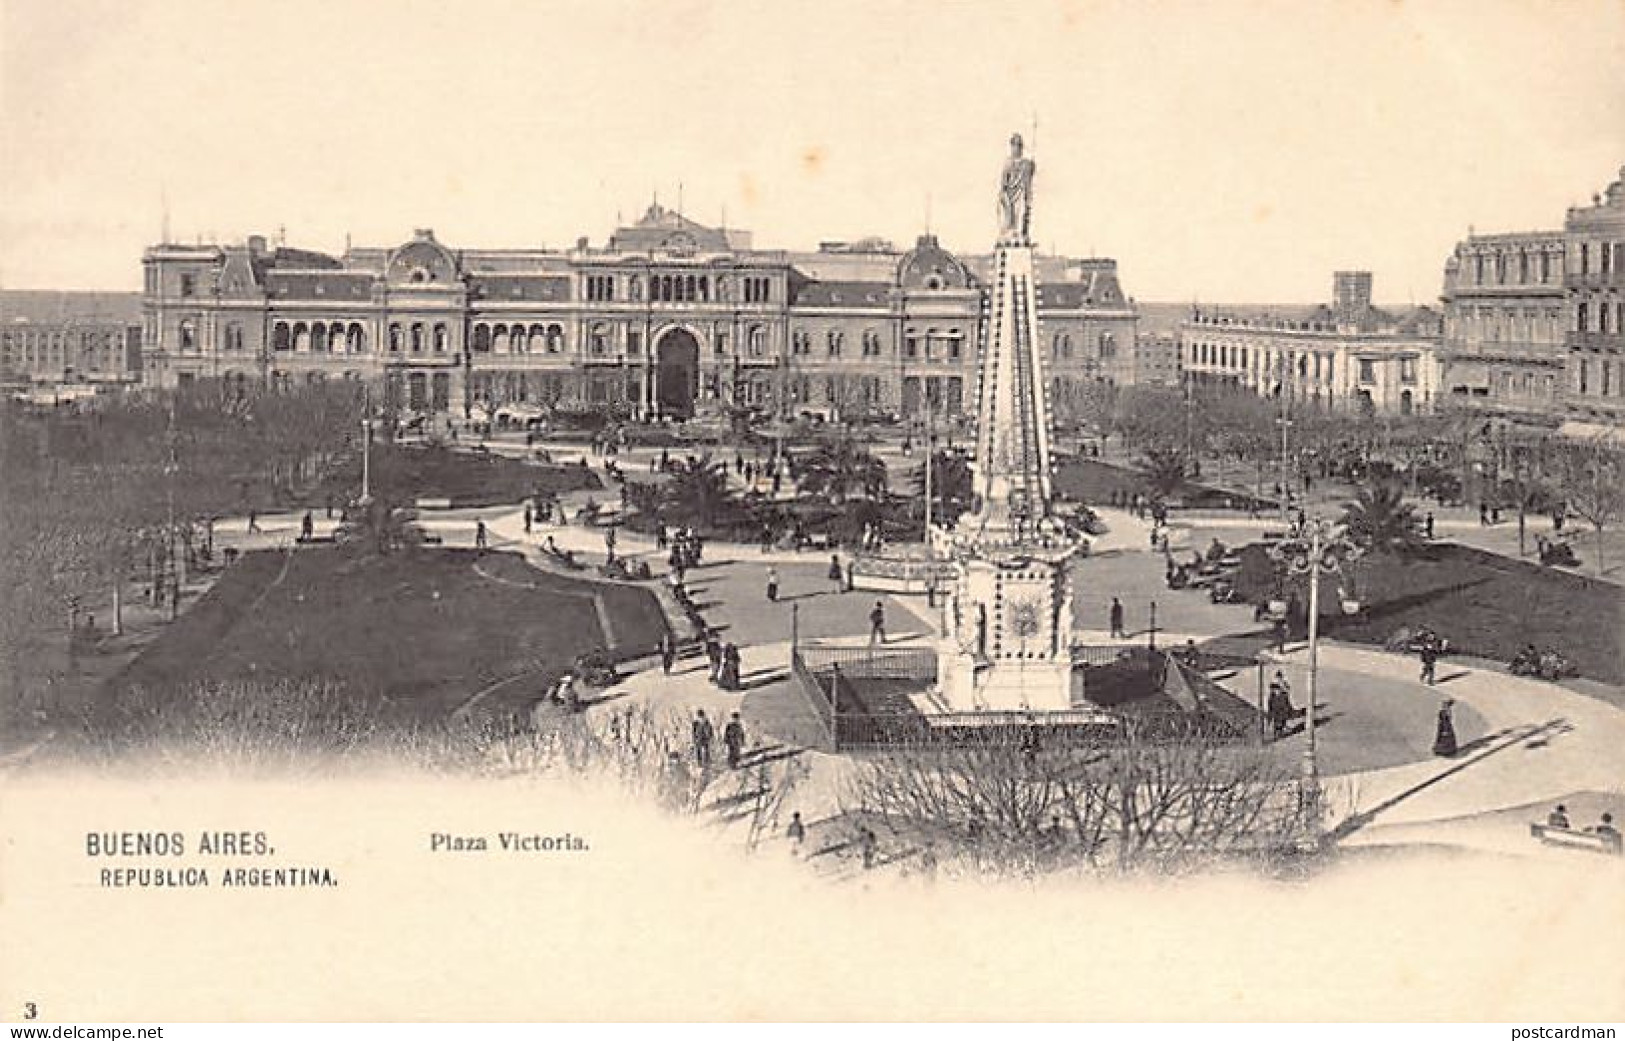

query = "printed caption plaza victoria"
[[85, 831, 338, 889]]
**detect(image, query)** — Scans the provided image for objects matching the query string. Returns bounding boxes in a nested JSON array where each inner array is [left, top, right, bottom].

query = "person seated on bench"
[[1546, 804, 1571, 829], [1593, 813, 1619, 842], [1205, 538, 1228, 563]]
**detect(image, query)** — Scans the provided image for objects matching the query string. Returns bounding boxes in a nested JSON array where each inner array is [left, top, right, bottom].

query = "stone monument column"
[[935, 132, 1082, 714]]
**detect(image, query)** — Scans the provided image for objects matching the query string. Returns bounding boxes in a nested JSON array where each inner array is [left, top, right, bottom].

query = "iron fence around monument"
[[788, 641, 1135, 752]]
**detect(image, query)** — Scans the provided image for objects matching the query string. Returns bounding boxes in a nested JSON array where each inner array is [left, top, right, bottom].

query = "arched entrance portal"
[[655, 328, 700, 420]]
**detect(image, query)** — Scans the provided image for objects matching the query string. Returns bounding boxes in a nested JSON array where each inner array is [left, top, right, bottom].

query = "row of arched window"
[[269, 321, 368, 353], [471, 324, 566, 354]]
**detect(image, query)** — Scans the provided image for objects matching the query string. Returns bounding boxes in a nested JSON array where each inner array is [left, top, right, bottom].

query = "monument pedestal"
[[934, 546, 1078, 713]]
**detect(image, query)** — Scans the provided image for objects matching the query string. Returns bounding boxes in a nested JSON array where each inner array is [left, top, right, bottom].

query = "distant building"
[[1564, 166, 1625, 437], [139, 206, 1139, 421], [1178, 273, 1442, 416], [0, 318, 142, 395], [1131, 331, 1182, 387], [1438, 163, 1625, 441], [1439, 231, 1568, 429]]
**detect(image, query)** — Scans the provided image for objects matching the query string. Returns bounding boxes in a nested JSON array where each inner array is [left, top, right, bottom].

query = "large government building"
[[1439, 164, 1625, 438], [1178, 271, 1444, 416], [140, 204, 1140, 422]]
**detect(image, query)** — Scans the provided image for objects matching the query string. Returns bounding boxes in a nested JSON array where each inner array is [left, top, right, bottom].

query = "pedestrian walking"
[[828, 553, 844, 593], [766, 567, 779, 602], [247, 510, 260, 533], [720, 642, 741, 691], [475, 519, 489, 550], [1267, 670, 1295, 739], [868, 600, 886, 646], [723, 711, 746, 769], [523, 503, 533, 534], [1419, 639, 1440, 685], [859, 825, 878, 870], [300, 511, 313, 542], [691, 709, 715, 769], [659, 632, 677, 676], [1432, 697, 1458, 757], [786, 811, 806, 849], [704, 633, 723, 685], [1109, 597, 1125, 639], [1424, 511, 1434, 540]]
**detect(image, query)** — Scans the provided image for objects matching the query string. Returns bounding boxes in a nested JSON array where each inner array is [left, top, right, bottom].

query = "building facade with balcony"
[[1563, 166, 1625, 437], [1177, 272, 1442, 416], [139, 205, 1138, 421], [1438, 229, 1569, 428]]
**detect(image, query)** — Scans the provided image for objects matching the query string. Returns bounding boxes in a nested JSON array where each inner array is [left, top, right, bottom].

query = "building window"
[[743, 277, 771, 304], [792, 329, 810, 356], [1541, 252, 1552, 283], [1577, 302, 1589, 333], [1580, 243, 1590, 276], [747, 325, 766, 357], [1358, 359, 1376, 384], [1579, 359, 1589, 394], [862, 329, 881, 357], [586, 275, 616, 302], [1604, 361, 1613, 397], [179, 320, 196, 353], [434, 324, 448, 353], [179, 273, 195, 298], [589, 323, 609, 356], [1400, 357, 1416, 384], [904, 332, 919, 359], [948, 333, 962, 361], [827, 330, 843, 357], [1099, 332, 1116, 359], [411, 324, 424, 353]]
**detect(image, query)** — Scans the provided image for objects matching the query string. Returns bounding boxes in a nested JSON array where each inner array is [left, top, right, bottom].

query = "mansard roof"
[[264, 271, 374, 300], [790, 281, 892, 307], [468, 274, 573, 302]]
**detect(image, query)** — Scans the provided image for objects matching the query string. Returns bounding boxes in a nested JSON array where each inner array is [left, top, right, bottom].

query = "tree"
[[912, 449, 974, 527], [1553, 436, 1625, 577], [795, 438, 886, 504], [841, 726, 1313, 876], [1340, 478, 1425, 558], [659, 454, 735, 530], [1140, 446, 1189, 501]]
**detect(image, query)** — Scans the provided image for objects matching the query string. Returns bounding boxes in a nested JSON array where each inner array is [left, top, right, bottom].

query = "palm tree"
[[796, 438, 886, 504], [1140, 446, 1188, 502], [660, 454, 734, 530], [1340, 478, 1425, 557]]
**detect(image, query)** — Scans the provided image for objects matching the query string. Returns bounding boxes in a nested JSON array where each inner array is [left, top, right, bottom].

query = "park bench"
[[1528, 822, 1622, 855], [415, 497, 453, 510]]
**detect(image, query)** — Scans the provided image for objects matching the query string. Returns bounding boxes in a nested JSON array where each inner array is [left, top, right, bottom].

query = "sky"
[[1, 0, 1622, 302]]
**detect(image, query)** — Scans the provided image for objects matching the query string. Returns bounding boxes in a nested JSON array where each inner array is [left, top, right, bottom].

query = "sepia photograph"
[[1, 0, 1622, 1028]]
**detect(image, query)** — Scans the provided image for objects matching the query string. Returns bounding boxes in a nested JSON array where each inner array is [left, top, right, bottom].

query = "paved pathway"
[[189, 455, 1625, 861]]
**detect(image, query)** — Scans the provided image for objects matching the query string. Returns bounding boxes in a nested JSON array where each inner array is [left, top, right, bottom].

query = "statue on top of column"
[[997, 133, 1036, 245]]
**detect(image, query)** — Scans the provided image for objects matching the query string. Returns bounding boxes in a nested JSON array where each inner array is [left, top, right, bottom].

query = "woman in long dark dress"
[[1432, 698, 1458, 757]]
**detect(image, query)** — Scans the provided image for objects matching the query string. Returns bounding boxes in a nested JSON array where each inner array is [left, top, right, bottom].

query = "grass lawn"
[[308, 444, 601, 509], [107, 545, 668, 725], [1229, 542, 1625, 684], [1054, 457, 1273, 511]]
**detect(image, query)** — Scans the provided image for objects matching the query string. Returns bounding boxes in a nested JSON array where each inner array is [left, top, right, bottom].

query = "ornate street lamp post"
[[1268, 516, 1362, 849]]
